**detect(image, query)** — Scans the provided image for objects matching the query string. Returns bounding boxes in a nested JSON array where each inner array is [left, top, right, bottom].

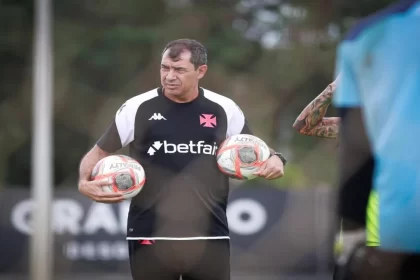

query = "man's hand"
[[78, 178, 124, 204], [253, 155, 284, 180], [334, 228, 366, 266]]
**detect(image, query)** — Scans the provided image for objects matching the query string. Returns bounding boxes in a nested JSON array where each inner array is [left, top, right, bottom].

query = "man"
[[292, 76, 341, 139], [78, 39, 286, 280], [293, 77, 374, 279], [333, 0, 420, 279]]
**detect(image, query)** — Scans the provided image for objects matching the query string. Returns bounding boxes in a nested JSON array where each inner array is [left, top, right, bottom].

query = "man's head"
[[160, 39, 208, 101]]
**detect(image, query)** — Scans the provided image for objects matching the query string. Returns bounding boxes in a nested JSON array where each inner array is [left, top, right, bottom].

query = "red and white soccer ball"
[[216, 134, 271, 180], [91, 155, 146, 200]]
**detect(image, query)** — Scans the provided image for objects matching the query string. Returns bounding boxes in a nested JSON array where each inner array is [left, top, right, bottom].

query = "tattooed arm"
[[292, 79, 341, 139]]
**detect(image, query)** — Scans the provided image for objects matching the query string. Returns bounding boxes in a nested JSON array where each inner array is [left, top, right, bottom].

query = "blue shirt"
[[334, 0, 420, 253]]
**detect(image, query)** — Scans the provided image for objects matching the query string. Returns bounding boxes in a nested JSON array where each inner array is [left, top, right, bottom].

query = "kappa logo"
[[149, 113, 166, 120], [200, 114, 217, 128], [147, 140, 218, 156]]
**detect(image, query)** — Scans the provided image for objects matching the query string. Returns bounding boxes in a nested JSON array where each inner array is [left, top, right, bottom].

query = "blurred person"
[[292, 76, 341, 139], [77, 39, 286, 280], [333, 0, 420, 279], [292, 77, 376, 279]]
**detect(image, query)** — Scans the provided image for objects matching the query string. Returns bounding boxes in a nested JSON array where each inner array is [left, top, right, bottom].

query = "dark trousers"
[[334, 246, 420, 280], [128, 239, 230, 280]]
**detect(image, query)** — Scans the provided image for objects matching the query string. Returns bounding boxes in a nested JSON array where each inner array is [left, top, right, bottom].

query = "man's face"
[[160, 49, 207, 98]]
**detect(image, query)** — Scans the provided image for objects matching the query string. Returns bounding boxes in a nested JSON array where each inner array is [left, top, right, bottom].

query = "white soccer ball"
[[91, 155, 146, 200], [216, 134, 271, 180]]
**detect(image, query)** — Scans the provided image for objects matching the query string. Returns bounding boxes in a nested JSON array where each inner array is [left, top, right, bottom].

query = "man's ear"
[[197, 65, 208, 80]]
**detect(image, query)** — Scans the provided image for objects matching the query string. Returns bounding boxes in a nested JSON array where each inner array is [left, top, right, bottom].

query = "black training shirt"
[[97, 87, 252, 240]]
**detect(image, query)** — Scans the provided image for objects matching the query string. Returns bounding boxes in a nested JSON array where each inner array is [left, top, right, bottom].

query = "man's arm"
[[77, 99, 137, 202], [79, 145, 110, 182], [78, 144, 124, 203], [79, 104, 129, 183], [228, 101, 284, 179], [338, 108, 373, 228], [293, 79, 340, 139]]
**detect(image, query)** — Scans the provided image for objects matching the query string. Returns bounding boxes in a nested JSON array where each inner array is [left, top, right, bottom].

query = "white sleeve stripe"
[[116, 89, 159, 147], [202, 89, 245, 138]]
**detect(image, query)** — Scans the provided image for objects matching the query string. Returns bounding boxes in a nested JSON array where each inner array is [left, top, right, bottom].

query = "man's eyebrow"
[[160, 64, 187, 71]]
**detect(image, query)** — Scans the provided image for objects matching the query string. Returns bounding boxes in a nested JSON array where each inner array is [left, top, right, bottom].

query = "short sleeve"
[[96, 90, 159, 153], [227, 102, 253, 137], [96, 101, 136, 153], [333, 43, 361, 108]]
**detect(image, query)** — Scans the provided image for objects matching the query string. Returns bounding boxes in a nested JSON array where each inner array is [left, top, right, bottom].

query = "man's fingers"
[[94, 191, 124, 202], [94, 196, 125, 204], [258, 166, 273, 177], [253, 162, 267, 175], [92, 178, 113, 186], [265, 171, 276, 180], [266, 170, 284, 180], [97, 191, 124, 198], [80, 178, 125, 203]]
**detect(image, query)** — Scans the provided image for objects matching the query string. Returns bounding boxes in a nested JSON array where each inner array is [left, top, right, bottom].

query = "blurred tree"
[[0, 0, 396, 188]]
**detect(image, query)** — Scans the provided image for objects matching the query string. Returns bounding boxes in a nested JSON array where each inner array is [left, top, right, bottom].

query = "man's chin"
[[164, 86, 181, 95]]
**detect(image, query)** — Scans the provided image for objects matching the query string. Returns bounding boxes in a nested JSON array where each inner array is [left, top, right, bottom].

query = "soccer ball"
[[216, 134, 271, 180], [91, 155, 146, 200]]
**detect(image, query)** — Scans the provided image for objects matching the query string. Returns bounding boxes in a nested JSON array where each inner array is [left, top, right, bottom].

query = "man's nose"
[[166, 70, 176, 80]]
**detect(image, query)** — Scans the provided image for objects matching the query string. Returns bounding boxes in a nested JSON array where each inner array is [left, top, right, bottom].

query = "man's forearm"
[[292, 77, 342, 139], [79, 145, 110, 183], [293, 82, 335, 130], [308, 117, 340, 139]]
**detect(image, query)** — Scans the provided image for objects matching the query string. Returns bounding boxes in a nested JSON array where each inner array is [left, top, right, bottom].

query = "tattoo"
[[293, 79, 341, 139], [311, 118, 340, 139]]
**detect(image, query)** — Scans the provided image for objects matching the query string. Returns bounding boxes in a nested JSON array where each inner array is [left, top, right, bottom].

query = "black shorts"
[[333, 246, 420, 280], [128, 239, 230, 280]]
